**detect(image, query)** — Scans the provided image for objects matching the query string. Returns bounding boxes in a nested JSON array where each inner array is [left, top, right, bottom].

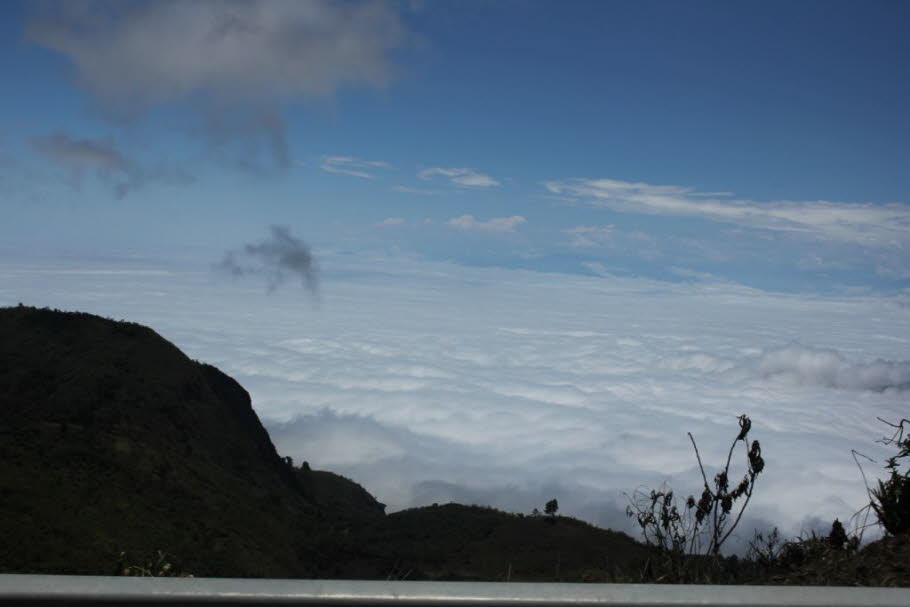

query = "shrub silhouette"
[[117, 550, 192, 577], [870, 418, 910, 536], [626, 415, 764, 562]]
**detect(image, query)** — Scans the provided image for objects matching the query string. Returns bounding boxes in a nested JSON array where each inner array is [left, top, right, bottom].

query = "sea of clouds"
[[3, 252, 908, 551]]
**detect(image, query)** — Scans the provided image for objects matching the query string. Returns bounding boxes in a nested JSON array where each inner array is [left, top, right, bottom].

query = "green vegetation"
[[0, 305, 908, 584]]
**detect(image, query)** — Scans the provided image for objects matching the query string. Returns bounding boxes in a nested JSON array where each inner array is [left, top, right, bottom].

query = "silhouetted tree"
[[545, 499, 559, 516], [828, 519, 847, 550]]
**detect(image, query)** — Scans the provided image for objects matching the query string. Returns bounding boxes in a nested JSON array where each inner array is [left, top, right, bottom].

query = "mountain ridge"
[[0, 304, 650, 579]]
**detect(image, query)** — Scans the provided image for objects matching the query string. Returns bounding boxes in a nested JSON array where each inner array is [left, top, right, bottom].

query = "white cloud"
[[564, 224, 665, 261], [661, 345, 910, 392], [735, 345, 910, 392], [420, 167, 500, 188], [669, 267, 727, 283], [392, 185, 440, 195], [377, 217, 405, 227], [545, 177, 910, 247], [874, 251, 910, 280], [564, 225, 616, 248], [796, 253, 854, 272], [321, 156, 393, 179], [447, 215, 526, 233], [3, 254, 908, 549], [580, 261, 611, 276]]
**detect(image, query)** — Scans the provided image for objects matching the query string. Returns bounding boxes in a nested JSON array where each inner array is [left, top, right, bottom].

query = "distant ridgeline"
[[0, 305, 649, 580]]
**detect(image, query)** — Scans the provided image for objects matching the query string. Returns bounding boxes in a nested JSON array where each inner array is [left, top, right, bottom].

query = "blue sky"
[[2, 0, 910, 291]]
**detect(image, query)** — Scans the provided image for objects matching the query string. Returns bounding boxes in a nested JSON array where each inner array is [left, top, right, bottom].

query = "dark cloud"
[[31, 132, 193, 198], [27, 0, 408, 170], [218, 226, 318, 292], [33, 132, 130, 182]]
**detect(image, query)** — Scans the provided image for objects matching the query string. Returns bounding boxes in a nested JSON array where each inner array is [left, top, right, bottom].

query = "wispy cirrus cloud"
[[392, 185, 440, 196], [564, 225, 617, 248], [420, 167, 500, 188], [376, 217, 405, 227], [320, 155, 393, 179], [545, 178, 910, 247], [447, 215, 526, 233], [564, 224, 665, 262]]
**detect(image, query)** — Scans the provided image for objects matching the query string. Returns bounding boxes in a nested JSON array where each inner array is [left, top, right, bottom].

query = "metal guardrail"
[[1, 575, 909, 607]]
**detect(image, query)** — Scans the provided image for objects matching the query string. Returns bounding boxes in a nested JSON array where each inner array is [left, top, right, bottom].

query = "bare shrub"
[[870, 418, 910, 536], [118, 550, 192, 577], [626, 414, 765, 580]]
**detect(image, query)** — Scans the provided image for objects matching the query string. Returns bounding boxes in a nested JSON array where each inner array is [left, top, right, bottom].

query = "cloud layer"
[[736, 345, 910, 392], [3, 253, 907, 548]]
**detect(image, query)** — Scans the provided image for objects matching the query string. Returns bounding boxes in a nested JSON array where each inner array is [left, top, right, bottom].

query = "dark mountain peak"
[[297, 467, 386, 520], [0, 306, 334, 576], [0, 305, 292, 490]]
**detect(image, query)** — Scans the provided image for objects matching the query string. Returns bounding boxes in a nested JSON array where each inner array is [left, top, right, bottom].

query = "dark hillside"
[[0, 305, 654, 580], [297, 466, 386, 522], [359, 504, 652, 581], [0, 305, 333, 576]]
